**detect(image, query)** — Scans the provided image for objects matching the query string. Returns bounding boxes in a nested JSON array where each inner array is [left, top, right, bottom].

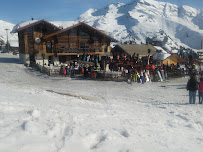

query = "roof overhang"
[[116, 44, 156, 56], [16, 19, 62, 32]]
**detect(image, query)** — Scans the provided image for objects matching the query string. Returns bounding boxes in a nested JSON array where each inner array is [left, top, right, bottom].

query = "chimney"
[[202, 40, 203, 50]]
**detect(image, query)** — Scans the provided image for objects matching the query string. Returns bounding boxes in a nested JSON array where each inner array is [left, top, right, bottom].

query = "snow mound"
[[28, 109, 41, 118]]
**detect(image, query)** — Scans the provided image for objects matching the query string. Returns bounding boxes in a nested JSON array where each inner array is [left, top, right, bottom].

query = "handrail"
[[56, 48, 103, 53]]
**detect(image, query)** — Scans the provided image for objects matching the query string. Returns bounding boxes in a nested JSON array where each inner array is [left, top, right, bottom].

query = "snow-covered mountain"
[[0, 20, 18, 47], [76, 0, 203, 51], [1, 0, 203, 51]]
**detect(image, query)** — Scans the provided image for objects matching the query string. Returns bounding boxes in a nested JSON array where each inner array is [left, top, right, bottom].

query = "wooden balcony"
[[50, 48, 104, 56], [36, 48, 105, 57]]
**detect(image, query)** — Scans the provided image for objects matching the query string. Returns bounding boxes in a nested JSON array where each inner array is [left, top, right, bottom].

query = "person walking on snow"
[[198, 77, 203, 104], [187, 73, 198, 104]]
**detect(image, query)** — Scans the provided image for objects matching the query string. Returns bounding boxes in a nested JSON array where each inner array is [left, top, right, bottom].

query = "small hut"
[[162, 54, 186, 66], [113, 44, 156, 57]]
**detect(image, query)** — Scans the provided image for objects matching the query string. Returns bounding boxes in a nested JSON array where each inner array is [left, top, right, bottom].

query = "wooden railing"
[[57, 48, 103, 54]]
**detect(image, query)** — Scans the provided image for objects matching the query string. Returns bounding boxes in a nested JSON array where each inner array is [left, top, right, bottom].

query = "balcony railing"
[[57, 48, 103, 54]]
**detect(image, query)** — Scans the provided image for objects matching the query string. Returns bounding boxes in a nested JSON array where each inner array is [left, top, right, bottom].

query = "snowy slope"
[[1, 50, 203, 152], [77, 0, 203, 50], [0, 20, 18, 47]]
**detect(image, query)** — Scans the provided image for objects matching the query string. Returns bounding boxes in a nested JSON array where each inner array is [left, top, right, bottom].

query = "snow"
[[153, 46, 171, 60], [11, 20, 38, 33], [9, 40, 19, 47], [49, 21, 77, 29], [11, 20, 77, 33], [0, 20, 18, 47], [1, 0, 203, 52], [77, 0, 203, 50], [1, 52, 203, 152]]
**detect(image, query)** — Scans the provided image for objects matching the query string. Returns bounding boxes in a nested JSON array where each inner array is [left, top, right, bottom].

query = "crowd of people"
[[57, 52, 188, 83]]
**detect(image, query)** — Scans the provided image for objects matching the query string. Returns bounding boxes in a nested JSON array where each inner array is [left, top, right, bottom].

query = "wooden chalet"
[[42, 22, 116, 64], [16, 20, 116, 66], [17, 19, 61, 65]]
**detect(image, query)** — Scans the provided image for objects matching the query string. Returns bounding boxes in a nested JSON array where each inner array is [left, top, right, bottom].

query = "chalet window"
[[42, 28, 47, 34], [70, 43, 77, 48], [94, 41, 99, 48], [80, 31, 90, 39], [46, 42, 52, 53], [80, 43, 89, 48], [103, 43, 107, 52]]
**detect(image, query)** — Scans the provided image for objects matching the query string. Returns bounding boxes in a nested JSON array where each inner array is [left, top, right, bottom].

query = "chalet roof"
[[16, 19, 62, 32], [116, 44, 156, 56], [43, 22, 117, 42]]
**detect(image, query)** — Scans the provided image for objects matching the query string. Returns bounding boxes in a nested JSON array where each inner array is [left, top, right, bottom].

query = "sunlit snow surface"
[[0, 53, 203, 152]]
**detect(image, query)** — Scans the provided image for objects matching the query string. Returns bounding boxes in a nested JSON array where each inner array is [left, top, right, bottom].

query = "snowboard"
[[145, 72, 149, 82], [146, 70, 151, 82], [157, 71, 163, 82], [161, 70, 165, 81]]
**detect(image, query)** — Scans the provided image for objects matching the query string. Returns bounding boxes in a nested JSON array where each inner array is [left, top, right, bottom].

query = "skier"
[[187, 72, 198, 104]]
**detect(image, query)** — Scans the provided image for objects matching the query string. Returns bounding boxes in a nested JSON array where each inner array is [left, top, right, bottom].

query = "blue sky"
[[0, 0, 202, 24]]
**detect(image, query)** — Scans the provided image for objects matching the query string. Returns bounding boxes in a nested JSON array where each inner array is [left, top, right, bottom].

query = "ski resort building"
[[13, 20, 61, 66], [13, 19, 116, 66], [42, 22, 116, 65]]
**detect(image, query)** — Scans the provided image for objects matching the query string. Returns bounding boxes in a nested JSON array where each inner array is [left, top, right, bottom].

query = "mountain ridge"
[[0, 0, 203, 50], [76, 0, 203, 50]]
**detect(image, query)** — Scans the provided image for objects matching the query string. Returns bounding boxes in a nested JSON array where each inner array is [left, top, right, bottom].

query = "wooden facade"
[[16, 20, 116, 66], [17, 20, 61, 65], [43, 22, 115, 58], [162, 54, 186, 66]]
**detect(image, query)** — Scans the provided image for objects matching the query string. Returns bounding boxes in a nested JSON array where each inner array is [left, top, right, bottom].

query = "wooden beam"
[[56, 52, 104, 56]]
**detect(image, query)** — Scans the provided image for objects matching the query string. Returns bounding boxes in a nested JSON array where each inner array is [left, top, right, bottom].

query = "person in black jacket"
[[187, 73, 199, 104]]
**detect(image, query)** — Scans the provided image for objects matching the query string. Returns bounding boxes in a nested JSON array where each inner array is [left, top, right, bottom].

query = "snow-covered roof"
[[11, 20, 77, 33], [50, 21, 77, 29], [154, 46, 168, 53], [11, 20, 38, 33], [11, 19, 62, 33], [153, 46, 171, 60]]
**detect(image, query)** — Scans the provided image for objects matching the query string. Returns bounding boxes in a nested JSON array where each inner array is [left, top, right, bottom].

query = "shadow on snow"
[[0, 57, 21, 64]]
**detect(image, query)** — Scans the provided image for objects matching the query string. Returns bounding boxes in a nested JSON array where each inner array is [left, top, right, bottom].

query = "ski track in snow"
[[0, 53, 203, 152]]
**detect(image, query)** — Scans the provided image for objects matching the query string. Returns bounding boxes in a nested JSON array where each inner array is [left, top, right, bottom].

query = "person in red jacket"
[[199, 77, 203, 104]]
